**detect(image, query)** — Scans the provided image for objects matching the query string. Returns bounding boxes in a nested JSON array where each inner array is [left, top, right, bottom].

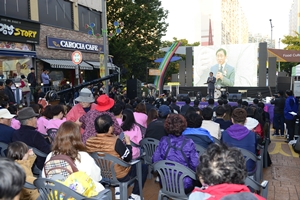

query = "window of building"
[[38, 0, 73, 29], [78, 5, 101, 34], [0, 0, 29, 19]]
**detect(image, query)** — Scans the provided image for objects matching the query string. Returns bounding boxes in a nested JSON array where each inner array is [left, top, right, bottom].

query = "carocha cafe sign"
[[46, 36, 103, 54], [0, 15, 40, 44]]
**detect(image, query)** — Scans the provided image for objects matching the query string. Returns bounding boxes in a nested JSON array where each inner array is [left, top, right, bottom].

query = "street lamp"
[[269, 19, 274, 48], [102, 0, 109, 94], [278, 38, 281, 71]]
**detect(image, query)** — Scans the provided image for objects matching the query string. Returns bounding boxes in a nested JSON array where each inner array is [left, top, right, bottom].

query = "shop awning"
[[85, 61, 117, 69], [0, 50, 36, 57], [40, 59, 94, 70]]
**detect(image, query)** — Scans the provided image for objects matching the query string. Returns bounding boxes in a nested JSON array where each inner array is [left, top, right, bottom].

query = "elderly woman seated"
[[189, 143, 265, 200], [153, 114, 200, 193]]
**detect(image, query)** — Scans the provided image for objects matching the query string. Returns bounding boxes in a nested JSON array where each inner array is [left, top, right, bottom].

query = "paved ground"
[[111, 130, 300, 200]]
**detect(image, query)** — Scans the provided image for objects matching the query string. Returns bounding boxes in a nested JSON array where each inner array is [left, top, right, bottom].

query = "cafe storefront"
[[0, 15, 40, 82]]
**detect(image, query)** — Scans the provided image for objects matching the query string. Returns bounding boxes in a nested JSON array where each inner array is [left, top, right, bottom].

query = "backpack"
[[292, 137, 300, 154], [44, 154, 78, 181], [163, 137, 191, 168], [136, 123, 146, 138]]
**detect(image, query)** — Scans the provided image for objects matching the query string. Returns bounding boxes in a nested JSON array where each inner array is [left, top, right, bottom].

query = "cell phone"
[[119, 132, 125, 140]]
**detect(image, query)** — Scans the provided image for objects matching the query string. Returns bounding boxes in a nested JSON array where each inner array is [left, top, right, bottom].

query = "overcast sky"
[[161, 0, 294, 48]]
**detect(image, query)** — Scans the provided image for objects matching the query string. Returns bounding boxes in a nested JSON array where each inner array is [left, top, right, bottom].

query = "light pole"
[[278, 38, 281, 71], [269, 19, 274, 48], [102, 0, 109, 94]]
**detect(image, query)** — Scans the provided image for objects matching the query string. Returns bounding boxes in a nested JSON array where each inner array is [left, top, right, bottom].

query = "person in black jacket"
[[4, 79, 15, 105], [170, 97, 180, 113], [270, 91, 286, 136], [180, 97, 191, 115]]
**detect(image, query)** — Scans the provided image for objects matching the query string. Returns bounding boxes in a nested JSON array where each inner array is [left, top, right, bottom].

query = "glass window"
[[78, 5, 101, 34], [0, 0, 29, 19], [0, 57, 32, 82], [38, 0, 73, 29]]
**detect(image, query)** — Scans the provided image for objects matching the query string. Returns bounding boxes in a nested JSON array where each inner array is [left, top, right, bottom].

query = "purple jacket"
[[152, 135, 199, 189], [80, 110, 122, 144]]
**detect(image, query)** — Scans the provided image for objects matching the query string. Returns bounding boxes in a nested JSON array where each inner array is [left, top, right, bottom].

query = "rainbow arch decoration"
[[154, 41, 181, 94]]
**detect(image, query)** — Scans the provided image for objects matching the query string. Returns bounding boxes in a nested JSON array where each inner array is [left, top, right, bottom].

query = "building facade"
[[289, 0, 300, 36], [0, 0, 103, 87]]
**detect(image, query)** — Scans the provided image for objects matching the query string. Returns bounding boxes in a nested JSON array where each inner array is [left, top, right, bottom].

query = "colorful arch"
[[154, 41, 181, 94]]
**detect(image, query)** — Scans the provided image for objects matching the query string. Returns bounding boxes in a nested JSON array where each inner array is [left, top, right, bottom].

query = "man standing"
[[207, 72, 216, 99], [4, 79, 16, 105], [210, 48, 235, 87], [271, 91, 285, 136], [27, 67, 36, 101], [284, 90, 298, 142], [41, 69, 51, 93]]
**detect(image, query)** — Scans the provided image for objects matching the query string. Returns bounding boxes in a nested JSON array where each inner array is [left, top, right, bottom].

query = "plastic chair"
[[46, 128, 58, 142], [245, 176, 269, 199], [34, 177, 112, 200], [236, 147, 262, 182], [24, 182, 36, 190], [91, 152, 143, 200], [195, 144, 206, 156], [0, 142, 8, 157], [153, 160, 197, 200], [139, 138, 160, 179], [28, 146, 48, 176], [212, 136, 221, 144]]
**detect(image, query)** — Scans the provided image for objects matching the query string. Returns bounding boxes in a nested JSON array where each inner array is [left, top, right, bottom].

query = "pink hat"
[[95, 95, 115, 112]]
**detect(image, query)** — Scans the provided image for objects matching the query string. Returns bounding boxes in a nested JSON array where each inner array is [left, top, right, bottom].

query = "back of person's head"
[[185, 97, 191, 104], [21, 75, 26, 79], [241, 101, 248, 107], [286, 90, 293, 97], [41, 105, 53, 119], [215, 106, 226, 117], [257, 102, 265, 109], [231, 108, 247, 124], [221, 192, 258, 200], [0, 157, 26, 200], [121, 108, 135, 131], [171, 97, 177, 103], [7, 141, 28, 160], [164, 114, 187, 136], [52, 121, 85, 161], [135, 102, 146, 114], [0, 81, 3, 87], [51, 104, 64, 116], [125, 98, 130, 104], [202, 107, 213, 120], [253, 98, 259, 105], [246, 106, 255, 117], [197, 143, 247, 185], [147, 108, 158, 125], [223, 99, 228, 105], [186, 112, 202, 128], [111, 103, 123, 116], [158, 105, 171, 118], [95, 114, 114, 134], [278, 90, 284, 97], [5, 79, 13, 85], [185, 106, 196, 117], [217, 99, 223, 106], [208, 98, 214, 105], [30, 104, 42, 114], [194, 99, 200, 106], [7, 105, 18, 115]]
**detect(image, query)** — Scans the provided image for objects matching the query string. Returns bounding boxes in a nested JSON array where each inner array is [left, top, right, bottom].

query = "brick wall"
[[36, 24, 103, 61]]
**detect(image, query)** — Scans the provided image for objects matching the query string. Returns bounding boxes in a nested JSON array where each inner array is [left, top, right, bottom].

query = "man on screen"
[[207, 72, 216, 99], [210, 48, 235, 87]]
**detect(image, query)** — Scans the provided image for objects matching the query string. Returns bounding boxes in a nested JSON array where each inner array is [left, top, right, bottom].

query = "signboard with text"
[[47, 36, 103, 53], [0, 15, 40, 44]]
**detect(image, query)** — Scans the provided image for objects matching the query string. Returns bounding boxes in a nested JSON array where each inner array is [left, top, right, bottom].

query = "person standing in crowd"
[[284, 90, 299, 142], [180, 97, 191, 116], [271, 91, 286, 136], [27, 67, 36, 102], [206, 72, 216, 99], [4, 79, 16, 105], [210, 48, 235, 87], [0, 108, 15, 144], [41, 69, 51, 93], [0, 81, 4, 91], [20, 75, 31, 107]]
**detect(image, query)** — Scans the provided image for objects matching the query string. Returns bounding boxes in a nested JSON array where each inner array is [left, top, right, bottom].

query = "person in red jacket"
[[189, 143, 265, 200]]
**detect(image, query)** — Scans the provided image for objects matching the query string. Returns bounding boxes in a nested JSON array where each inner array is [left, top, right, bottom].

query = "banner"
[[193, 43, 258, 87]]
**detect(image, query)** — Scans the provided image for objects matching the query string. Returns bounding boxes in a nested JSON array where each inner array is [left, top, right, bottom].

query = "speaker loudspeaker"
[[177, 94, 189, 101], [228, 93, 242, 102], [127, 79, 142, 99]]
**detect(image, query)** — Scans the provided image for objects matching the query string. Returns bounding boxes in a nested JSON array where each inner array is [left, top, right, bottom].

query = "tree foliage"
[[107, 0, 168, 82], [279, 32, 300, 74]]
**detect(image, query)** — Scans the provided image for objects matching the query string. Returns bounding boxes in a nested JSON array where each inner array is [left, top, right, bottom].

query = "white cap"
[[0, 109, 15, 119]]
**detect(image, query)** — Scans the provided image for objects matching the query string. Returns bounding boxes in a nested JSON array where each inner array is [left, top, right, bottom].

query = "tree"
[[279, 32, 300, 74], [107, 0, 168, 82]]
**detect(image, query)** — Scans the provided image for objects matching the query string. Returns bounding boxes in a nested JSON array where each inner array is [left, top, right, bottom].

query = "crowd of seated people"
[[0, 86, 274, 199]]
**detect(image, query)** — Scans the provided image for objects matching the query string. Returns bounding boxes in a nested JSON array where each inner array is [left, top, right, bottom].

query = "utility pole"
[[269, 19, 274, 48], [278, 38, 281, 71], [102, 0, 109, 94]]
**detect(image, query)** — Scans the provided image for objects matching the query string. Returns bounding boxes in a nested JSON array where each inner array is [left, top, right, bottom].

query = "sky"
[[161, 0, 294, 48]]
